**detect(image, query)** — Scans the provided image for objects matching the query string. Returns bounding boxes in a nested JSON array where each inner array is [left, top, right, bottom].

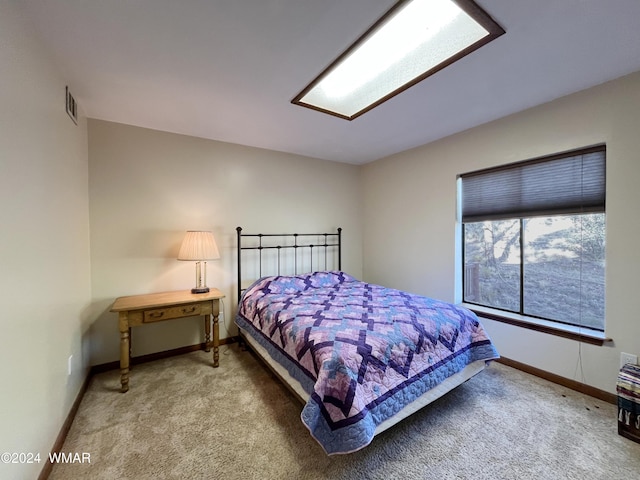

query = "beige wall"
[[362, 71, 640, 394], [0, 2, 92, 479], [88, 120, 363, 365]]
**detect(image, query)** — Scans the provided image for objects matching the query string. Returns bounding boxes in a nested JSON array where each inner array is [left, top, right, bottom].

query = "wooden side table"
[[111, 289, 225, 392]]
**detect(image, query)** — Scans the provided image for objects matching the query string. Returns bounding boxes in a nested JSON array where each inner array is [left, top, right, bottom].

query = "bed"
[[235, 227, 499, 455]]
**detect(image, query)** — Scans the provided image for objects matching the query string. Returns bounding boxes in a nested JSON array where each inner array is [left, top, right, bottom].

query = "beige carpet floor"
[[50, 346, 640, 479]]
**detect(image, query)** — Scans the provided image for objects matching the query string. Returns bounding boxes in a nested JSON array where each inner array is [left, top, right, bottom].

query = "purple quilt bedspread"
[[235, 271, 499, 454]]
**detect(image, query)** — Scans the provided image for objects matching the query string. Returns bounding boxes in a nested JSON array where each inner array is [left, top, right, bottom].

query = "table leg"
[[212, 300, 220, 367], [119, 313, 130, 392], [204, 315, 211, 353]]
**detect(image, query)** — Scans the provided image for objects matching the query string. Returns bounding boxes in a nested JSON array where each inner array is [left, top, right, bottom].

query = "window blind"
[[461, 146, 606, 222]]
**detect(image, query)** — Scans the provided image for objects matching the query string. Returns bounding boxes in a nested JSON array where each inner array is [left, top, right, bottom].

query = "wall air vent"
[[65, 86, 78, 125]]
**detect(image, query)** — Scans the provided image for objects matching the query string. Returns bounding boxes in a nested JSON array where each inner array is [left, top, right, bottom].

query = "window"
[[461, 146, 606, 332]]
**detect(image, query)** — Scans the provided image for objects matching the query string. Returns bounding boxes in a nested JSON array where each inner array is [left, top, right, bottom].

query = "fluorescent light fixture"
[[292, 0, 505, 120]]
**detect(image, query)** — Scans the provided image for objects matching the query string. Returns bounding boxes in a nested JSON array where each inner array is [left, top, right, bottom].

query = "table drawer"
[[143, 303, 203, 323]]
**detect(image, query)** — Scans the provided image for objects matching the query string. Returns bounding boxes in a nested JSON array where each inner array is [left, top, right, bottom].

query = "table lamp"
[[178, 230, 220, 293]]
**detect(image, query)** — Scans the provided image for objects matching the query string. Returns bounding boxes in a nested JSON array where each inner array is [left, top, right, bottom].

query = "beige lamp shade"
[[178, 231, 220, 261]]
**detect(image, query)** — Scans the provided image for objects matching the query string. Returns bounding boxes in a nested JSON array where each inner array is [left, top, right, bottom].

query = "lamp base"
[[191, 287, 210, 294]]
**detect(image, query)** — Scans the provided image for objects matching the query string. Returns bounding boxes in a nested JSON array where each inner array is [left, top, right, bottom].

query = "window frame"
[[459, 146, 609, 345]]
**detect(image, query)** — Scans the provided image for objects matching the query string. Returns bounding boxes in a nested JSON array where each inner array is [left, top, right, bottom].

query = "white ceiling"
[[18, 0, 640, 164]]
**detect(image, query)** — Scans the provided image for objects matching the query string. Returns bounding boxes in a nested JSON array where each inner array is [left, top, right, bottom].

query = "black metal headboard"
[[236, 227, 342, 302]]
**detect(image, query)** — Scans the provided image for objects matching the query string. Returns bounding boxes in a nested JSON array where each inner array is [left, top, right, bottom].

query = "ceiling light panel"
[[292, 0, 505, 120]]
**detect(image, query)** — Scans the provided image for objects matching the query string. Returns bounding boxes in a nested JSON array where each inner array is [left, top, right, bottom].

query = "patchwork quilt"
[[235, 271, 499, 454]]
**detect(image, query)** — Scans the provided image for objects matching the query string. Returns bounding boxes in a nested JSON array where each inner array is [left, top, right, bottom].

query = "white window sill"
[[461, 303, 611, 346]]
